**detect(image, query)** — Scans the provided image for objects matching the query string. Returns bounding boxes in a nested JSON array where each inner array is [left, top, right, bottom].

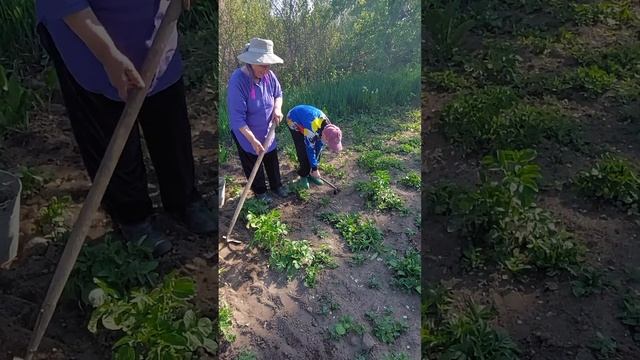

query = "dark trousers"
[[38, 24, 199, 225], [289, 128, 314, 177], [232, 133, 282, 194]]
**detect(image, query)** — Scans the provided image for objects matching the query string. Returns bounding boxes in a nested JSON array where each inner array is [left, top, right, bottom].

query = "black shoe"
[[255, 192, 273, 204], [273, 186, 290, 198], [120, 218, 173, 257], [181, 199, 217, 235]]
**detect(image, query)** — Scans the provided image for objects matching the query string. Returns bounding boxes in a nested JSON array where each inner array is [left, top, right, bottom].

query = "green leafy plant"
[[568, 66, 616, 97], [588, 332, 618, 359], [321, 212, 383, 253], [18, 165, 45, 197], [357, 150, 404, 172], [386, 248, 421, 294], [574, 154, 640, 214], [236, 349, 257, 360], [88, 273, 217, 359], [619, 291, 640, 342], [37, 195, 72, 241], [367, 275, 381, 290], [67, 234, 158, 304], [571, 267, 607, 297], [424, 0, 476, 63], [329, 315, 365, 339], [366, 308, 408, 345], [426, 70, 473, 92], [241, 197, 270, 221], [400, 171, 421, 189], [269, 239, 336, 287], [357, 170, 405, 211], [246, 209, 288, 250], [381, 353, 410, 360], [219, 302, 236, 343], [0, 64, 31, 137]]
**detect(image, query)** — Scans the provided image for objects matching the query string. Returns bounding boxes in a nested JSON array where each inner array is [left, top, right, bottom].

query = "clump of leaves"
[[289, 180, 311, 202], [67, 234, 158, 304], [588, 332, 618, 359], [423, 293, 520, 360], [357, 150, 404, 172], [469, 42, 522, 85], [441, 87, 578, 152], [89, 273, 217, 359], [37, 195, 72, 241], [366, 308, 408, 345], [568, 66, 617, 97], [357, 170, 404, 211], [0, 64, 31, 137], [571, 267, 607, 297], [269, 239, 336, 287], [246, 209, 288, 250], [429, 150, 582, 273], [329, 315, 365, 339], [619, 291, 640, 342], [18, 166, 46, 197], [321, 212, 383, 253], [241, 197, 270, 221], [236, 349, 257, 360], [426, 70, 473, 92], [574, 154, 640, 214], [577, 43, 640, 80], [219, 302, 236, 342], [386, 248, 421, 294], [399, 171, 421, 189]]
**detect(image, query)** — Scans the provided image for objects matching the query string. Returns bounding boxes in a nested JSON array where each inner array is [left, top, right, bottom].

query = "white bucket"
[[0, 170, 21, 266]]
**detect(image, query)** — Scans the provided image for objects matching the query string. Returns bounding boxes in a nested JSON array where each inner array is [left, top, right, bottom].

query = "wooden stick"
[[224, 122, 277, 243], [24, 1, 182, 358]]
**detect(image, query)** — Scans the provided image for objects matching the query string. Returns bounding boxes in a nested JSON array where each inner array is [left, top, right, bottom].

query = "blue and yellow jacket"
[[286, 104, 329, 170]]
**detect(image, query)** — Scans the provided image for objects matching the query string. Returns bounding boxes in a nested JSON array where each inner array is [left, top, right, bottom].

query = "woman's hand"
[[103, 49, 145, 100], [251, 139, 265, 155], [272, 108, 283, 126]]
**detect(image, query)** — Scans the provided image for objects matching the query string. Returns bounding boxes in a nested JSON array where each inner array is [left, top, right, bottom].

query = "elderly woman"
[[227, 38, 289, 202], [287, 104, 342, 189]]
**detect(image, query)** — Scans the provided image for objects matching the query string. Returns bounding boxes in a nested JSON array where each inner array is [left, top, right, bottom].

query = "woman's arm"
[[64, 8, 144, 100], [272, 96, 283, 125]]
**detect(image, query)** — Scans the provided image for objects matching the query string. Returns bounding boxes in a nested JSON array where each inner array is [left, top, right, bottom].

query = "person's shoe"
[[298, 176, 310, 189], [256, 192, 273, 204], [120, 218, 173, 257], [273, 186, 290, 198], [309, 176, 324, 186], [182, 199, 218, 235]]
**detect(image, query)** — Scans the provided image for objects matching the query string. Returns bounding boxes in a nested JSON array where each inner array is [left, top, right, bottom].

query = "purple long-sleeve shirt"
[[36, 0, 182, 101], [227, 68, 283, 155]]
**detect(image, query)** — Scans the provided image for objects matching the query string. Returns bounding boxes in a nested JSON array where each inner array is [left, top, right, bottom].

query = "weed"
[[357, 150, 404, 172], [571, 267, 607, 297], [283, 144, 298, 163], [18, 165, 45, 197], [269, 239, 336, 287], [321, 163, 346, 179], [318, 294, 341, 315], [381, 353, 410, 360], [574, 154, 640, 214], [0, 64, 31, 137], [329, 315, 365, 339], [366, 308, 408, 345], [357, 170, 405, 211], [236, 349, 257, 360], [424, 0, 475, 63], [570, 1, 637, 26], [426, 70, 473, 92], [350, 254, 367, 266], [386, 248, 421, 294], [219, 145, 229, 165], [37, 195, 72, 241], [619, 291, 640, 341], [321, 212, 383, 253], [246, 209, 288, 250], [88, 273, 217, 358], [367, 275, 381, 290], [400, 171, 421, 190], [289, 180, 311, 202], [470, 42, 523, 85], [219, 302, 236, 342], [67, 234, 158, 305], [568, 66, 617, 97], [588, 332, 618, 359], [241, 197, 270, 221]]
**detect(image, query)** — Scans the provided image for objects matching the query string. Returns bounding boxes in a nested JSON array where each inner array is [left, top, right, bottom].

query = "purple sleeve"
[[271, 71, 283, 98], [37, 0, 90, 21], [227, 75, 248, 132]]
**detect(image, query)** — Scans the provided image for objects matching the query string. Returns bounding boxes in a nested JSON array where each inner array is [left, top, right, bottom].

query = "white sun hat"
[[237, 38, 284, 65]]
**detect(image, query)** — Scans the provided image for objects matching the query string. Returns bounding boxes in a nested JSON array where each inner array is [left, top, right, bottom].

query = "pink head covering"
[[323, 124, 343, 152]]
